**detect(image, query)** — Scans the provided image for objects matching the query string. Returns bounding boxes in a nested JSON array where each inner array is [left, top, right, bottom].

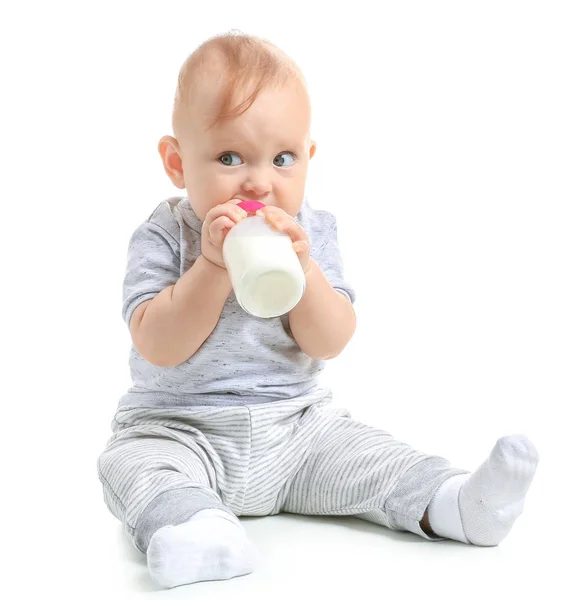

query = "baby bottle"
[[223, 201, 306, 318]]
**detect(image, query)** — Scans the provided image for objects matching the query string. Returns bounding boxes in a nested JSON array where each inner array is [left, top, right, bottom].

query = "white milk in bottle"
[[223, 201, 306, 318]]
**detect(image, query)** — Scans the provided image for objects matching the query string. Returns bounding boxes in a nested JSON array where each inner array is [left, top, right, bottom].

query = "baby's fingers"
[[205, 202, 248, 226], [293, 240, 309, 253], [209, 216, 235, 246], [266, 215, 306, 244]]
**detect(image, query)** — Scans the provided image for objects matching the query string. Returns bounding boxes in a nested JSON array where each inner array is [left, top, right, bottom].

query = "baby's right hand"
[[201, 201, 248, 269]]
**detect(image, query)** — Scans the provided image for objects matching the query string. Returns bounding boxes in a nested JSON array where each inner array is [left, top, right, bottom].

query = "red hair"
[[172, 31, 305, 132]]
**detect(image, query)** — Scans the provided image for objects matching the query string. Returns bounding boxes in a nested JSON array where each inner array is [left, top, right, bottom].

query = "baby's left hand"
[[257, 206, 311, 273]]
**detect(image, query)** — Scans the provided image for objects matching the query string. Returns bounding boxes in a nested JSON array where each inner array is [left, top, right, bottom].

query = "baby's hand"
[[201, 201, 248, 268], [257, 206, 311, 273]]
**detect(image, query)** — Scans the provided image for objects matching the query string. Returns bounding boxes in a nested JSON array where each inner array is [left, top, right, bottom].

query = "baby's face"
[[175, 81, 315, 222]]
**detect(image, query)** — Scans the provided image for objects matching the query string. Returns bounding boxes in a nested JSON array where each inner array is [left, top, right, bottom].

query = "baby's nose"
[[242, 168, 272, 196]]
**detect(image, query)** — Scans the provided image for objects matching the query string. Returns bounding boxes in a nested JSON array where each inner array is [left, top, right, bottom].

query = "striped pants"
[[97, 389, 468, 553]]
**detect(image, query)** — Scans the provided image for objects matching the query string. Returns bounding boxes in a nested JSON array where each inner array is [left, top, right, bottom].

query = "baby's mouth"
[[232, 195, 271, 204]]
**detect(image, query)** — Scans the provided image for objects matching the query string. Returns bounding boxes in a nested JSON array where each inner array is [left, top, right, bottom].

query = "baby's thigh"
[[279, 414, 446, 514], [97, 426, 217, 522]]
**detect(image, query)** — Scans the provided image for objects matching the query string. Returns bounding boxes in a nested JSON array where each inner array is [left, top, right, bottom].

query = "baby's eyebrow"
[[210, 136, 238, 146], [212, 139, 303, 153], [267, 137, 306, 151], [211, 135, 255, 149]]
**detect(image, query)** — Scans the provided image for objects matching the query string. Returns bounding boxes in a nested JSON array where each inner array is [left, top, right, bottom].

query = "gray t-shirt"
[[119, 196, 355, 408]]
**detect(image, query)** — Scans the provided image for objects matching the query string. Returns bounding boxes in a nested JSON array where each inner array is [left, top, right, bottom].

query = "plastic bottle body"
[[223, 215, 306, 318]]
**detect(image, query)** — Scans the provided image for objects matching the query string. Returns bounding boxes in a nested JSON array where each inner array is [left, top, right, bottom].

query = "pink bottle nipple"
[[237, 201, 266, 214]]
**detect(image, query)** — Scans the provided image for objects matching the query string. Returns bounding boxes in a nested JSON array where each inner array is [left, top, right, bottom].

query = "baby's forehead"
[[172, 35, 308, 138], [180, 78, 311, 148]]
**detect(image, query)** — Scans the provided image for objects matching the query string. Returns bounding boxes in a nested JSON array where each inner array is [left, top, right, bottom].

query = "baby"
[[98, 32, 539, 589]]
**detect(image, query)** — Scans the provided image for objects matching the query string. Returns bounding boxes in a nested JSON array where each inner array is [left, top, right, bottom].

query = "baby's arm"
[[256, 207, 356, 360], [289, 260, 356, 360], [130, 255, 232, 367]]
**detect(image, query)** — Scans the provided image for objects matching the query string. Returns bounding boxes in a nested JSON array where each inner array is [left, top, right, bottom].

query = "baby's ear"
[[158, 136, 185, 189], [309, 140, 317, 159]]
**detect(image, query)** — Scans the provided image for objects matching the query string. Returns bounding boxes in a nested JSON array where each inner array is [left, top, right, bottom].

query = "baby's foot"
[[460, 434, 539, 545], [428, 434, 539, 546], [146, 509, 258, 589]]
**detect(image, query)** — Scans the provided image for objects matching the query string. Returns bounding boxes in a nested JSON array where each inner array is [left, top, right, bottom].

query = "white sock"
[[427, 434, 539, 546], [146, 508, 259, 589]]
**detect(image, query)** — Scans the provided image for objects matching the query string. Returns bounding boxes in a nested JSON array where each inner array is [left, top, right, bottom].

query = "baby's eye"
[[219, 153, 243, 166], [273, 152, 296, 167]]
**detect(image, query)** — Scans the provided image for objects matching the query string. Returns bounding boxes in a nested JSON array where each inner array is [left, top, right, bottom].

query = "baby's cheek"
[[194, 181, 227, 215], [212, 175, 239, 204], [276, 185, 304, 217]]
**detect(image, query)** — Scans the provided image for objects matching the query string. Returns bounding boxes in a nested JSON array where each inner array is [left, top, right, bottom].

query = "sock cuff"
[[188, 508, 241, 528], [428, 474, 470, 544], [134, 486, 227, 553]]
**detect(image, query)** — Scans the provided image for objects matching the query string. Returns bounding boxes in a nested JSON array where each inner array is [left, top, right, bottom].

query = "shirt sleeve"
[[312, 216, 356, 304], [122, 221, 181, 326]]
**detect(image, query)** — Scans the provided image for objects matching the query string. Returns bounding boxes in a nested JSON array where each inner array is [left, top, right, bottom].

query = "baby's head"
[[159, 32, 316, 222]]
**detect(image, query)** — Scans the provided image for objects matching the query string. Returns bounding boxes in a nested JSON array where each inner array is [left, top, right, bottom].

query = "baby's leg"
[[425, 435, 539, 545], [275, 408, 538, 546], [97, 422, 257, 588]]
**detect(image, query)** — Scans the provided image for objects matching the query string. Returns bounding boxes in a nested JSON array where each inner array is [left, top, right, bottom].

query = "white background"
[[1, 1, 584, 598]]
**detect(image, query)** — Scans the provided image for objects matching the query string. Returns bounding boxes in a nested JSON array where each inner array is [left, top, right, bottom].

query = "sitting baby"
[[97, 31, 539, 589]]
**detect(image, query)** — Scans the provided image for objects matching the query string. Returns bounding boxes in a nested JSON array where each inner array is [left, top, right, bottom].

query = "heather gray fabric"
[[119, 196, 355, 409], [97, 390, 468, 553]]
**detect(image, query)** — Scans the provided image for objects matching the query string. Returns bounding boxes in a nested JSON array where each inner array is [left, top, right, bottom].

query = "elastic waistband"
[[117, 384, 329, 410], [112, 386, 335, 430]]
